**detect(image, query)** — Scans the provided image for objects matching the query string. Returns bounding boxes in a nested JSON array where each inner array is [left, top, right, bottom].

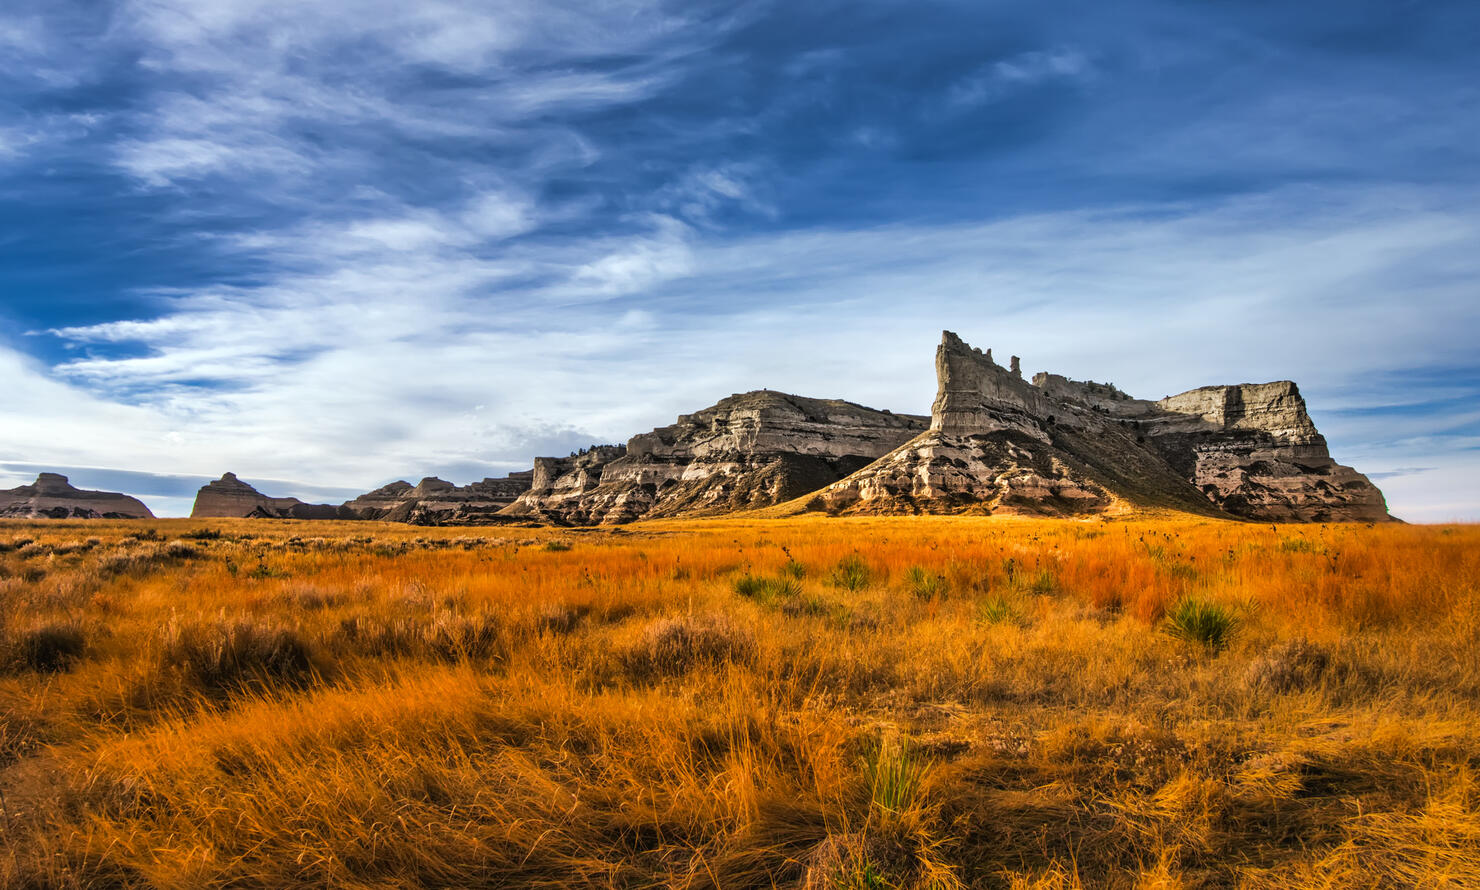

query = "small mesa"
[[0, 473, 154, 520]]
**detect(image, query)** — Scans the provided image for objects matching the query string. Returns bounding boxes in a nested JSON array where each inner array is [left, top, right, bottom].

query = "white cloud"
[[948, 47, 1093, 106]]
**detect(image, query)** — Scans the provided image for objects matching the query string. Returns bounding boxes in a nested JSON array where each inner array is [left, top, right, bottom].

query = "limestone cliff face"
[[502, 391, 928, 524], [190, 473, 340, 519], [341, 473, 533, 524], [813, 332, 1390, 522], [0, 473, 155, 519]]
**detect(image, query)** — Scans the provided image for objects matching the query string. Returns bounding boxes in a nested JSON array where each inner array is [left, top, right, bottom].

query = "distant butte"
[[0, 473, 154, 519]]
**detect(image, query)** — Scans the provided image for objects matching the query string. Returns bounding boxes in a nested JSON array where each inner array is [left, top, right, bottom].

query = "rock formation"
[[190, 473, 341, 519], [341, 473, 533, 524], [0, 473, 154, 519], [501, 391, 928, 524], [810, 332, 1390, 521], [190, 471, 534, 523]]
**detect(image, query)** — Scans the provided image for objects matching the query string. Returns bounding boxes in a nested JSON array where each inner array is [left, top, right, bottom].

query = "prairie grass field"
[[1, 516, 1477, 889]]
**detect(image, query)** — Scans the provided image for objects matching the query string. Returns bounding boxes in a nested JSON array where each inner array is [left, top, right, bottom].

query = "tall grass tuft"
[[830, 555, 874, 592], [3, 622, 86, 673], [863, 736, 931, 818], [904, 566, 948, 599], [159, 620, 322, 693], [978, 595, 1016, 625], [1164, 596, 1239, 651], [731, 574, 802, 600]]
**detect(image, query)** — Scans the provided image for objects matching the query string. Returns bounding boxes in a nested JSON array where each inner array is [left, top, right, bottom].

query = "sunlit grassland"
[[1, 516, 1477, 888]]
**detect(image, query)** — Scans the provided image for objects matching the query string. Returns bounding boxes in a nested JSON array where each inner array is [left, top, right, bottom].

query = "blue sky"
[[2, 1, 1478, 520]]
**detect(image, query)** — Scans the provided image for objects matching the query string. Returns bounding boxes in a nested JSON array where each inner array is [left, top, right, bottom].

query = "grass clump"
[[2, 621, 86, 673], [1245, 638, 1331, 692], [159, 620, 322, 693], [543, 540, 573, 552], [863, 736, 931, 818], [904, 566, 948, 599], [336, 610, 504, 663], [830, 555, 874, 592], [732, 573, 802, 600], [1164, 596, 1239, 651], [978, 595, 1016, 625], [625, 613, 755, 678]]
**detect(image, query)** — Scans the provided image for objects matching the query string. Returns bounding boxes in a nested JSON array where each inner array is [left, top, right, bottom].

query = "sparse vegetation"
[[0, 516, 1476, 888]]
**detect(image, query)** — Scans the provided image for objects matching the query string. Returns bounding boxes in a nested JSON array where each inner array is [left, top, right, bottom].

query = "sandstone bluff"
[[810, 332, 1389, 522], [501, 391, 928, 524], [38, 329, 1386, 524], [0, 473, 154, 519]]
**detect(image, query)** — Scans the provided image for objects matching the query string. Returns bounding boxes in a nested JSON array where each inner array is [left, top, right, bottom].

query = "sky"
[[1, 1, 1478, 521]]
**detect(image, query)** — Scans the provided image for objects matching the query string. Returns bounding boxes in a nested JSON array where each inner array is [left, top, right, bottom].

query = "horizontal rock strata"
[[0, 473, 155, 519], [812, 331, 1390, 521], [502, 392, 928, 524], [190, 473, 341, 519], [341, 473, 533, 524], [190, 471, 534, 523]]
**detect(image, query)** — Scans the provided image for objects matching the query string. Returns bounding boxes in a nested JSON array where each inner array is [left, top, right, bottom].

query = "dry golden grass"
[[0, 515, 1476, 888]]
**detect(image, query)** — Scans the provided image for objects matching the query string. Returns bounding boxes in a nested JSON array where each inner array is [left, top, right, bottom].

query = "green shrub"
[[544, 540, 572, 552], [1164, 597, 1239, 651]]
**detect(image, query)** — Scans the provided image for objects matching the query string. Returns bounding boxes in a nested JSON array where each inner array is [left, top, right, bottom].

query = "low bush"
[[336, 610, 504, 663], [904, 566, 948, 599], [732, 574, 802, 600]]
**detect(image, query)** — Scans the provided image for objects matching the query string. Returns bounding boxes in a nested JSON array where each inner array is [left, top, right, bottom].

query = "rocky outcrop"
[[1142, 384, 1390, 522], [190, 473, 341, 519], [190, 471, 535, 523], [502, 392, 928, 524], [811, 332, 1390, 522], [341, 473, 533, 524], [0, 473, 154, 519]]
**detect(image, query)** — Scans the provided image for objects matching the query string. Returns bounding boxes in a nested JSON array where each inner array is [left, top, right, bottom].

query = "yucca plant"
[[863, 736, 931, 819], [732, 574, 803, 601], [978, 596, 1015, 625], [830, 555, 874, 592], [1164, 596, 1239, 651], [904, 566, 948, 600]]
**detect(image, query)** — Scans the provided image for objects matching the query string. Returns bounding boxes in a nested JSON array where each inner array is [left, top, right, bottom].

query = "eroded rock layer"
[[813, 332, 1390, 521], [0, 473, 154, 519], [190, 472, 534, 523], [341, 473, 533, 524], [191, 473, 341, 519], [501, 392, 928, 524]]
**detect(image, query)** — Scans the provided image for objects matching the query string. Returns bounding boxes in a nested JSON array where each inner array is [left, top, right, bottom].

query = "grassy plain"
[[0, 515, 1477, 889]]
